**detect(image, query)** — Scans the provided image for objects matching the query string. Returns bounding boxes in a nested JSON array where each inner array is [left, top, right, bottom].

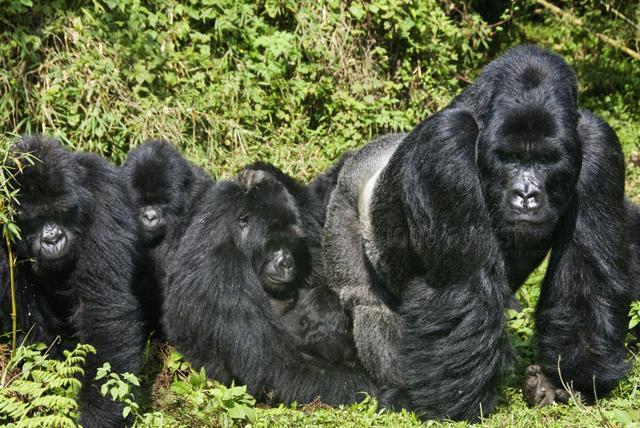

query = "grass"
[[136, 267, 640, 427]]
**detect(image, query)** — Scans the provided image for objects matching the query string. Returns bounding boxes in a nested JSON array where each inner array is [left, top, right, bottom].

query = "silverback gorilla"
[[323, 45, 635, 420], [163, 168, 376, 405], [0, 136, 146, 427]]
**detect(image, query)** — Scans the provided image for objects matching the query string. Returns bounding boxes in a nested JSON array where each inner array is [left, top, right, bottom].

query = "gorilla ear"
[[236, 169, 274, 190]]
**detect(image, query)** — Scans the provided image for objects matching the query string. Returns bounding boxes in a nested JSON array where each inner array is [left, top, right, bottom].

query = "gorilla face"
[[12, 144, 91, 274], [260, 244, 296, 288], [478, 105, 581, 247], [233, 174, 309, 297], [123, 141, 204, 246], [138, 204, 167, 241], [129, 169, 175, 244]]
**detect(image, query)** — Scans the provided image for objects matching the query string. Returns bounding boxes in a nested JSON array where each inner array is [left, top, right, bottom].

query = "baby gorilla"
[[121, 140, 213, 333], [236, 167, 358, 366]]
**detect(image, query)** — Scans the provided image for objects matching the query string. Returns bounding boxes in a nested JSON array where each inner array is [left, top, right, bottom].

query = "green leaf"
[[170, 381, 192, 396], [349, 3, 366, 21]]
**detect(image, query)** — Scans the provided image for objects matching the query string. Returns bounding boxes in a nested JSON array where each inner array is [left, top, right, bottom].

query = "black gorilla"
[[163, 169, 376, 405], [236, 166, 358, 365], [0, 136, 146, 427], [232, 167, 311, 314], [241, 152, 354, 289], [324, 45, 634, 420], [121, 140, 213, 333]]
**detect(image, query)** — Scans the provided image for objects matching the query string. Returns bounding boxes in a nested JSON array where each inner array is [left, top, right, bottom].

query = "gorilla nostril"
[[525, 191, 540, 209], [143, 210, 158, 222], [280, 253, 294, 269], [508, 186, 545, 215], [42, 225, 63, 245], [142, 209, 160, 227], [509, 190, 526, 210]]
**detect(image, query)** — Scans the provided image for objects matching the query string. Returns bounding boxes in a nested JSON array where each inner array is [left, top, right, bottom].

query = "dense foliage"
[[0, 0, 497, 178], [0, 0, 639, 426]]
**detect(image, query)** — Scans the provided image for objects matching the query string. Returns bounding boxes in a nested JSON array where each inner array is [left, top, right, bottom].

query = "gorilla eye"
[[537, 151, 561, 164], [238, 215, 248, 228], [496, 149, 517, 163]]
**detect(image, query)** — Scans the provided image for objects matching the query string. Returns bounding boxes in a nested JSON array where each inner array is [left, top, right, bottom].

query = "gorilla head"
[[235, 168, 310, 299], [122, 140, 200, 245], [475, 57, 582, 248], [12, 138, 91, 274]]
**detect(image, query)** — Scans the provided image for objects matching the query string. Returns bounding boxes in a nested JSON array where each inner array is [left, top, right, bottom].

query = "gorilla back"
[[324, 45, 634, 420], [0, 136, 146, 428]]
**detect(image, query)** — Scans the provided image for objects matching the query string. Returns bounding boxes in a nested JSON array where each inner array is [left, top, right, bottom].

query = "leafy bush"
[[168, 369, 256, 427], [0, 343, 94, 427], [630, 301, 640, 330], [0, 0, 493, 178]]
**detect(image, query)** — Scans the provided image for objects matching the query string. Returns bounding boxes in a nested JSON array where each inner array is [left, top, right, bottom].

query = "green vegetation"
[[0, 343, 95, 427], [1, 0, 639, 426]]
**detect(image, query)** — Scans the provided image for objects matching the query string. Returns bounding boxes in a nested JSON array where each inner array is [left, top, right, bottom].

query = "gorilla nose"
[[509, 186, 543, 212], [142, 209, 158, 224], [276, 251, 294, 269], [41, 224, 63, 245]]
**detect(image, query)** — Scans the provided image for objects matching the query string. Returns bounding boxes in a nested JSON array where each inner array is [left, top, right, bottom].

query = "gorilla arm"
[[531, 110, 634, 403], [164, 241, 378, 406], [72, 159, 146, 428], [390, 109, 513, 421], [322, 134, 406, 387]]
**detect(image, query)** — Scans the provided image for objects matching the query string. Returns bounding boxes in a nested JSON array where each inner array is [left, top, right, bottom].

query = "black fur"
[[282, 285, 358, 365], [243, 152, 354, 290], [323, 45, 634, 420], [237, 164, 358, 366], [121, 140, 213, 335], [162, 172, 377, 405], [0, 136, 146, 427]]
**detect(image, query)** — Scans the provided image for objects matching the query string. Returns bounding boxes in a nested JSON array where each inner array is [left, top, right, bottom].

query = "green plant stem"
[[5, 233, 17, 356]]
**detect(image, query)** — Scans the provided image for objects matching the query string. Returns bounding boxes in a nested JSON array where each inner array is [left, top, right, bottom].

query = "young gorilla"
[[236, 166, 358, 365], [324, 45, 635, 420], [162, 170, 377, 405], [0, 136, 146, 428], [241, 151, 355, 291], [234, 167, 311, 316], [121, 140, 213, 334]]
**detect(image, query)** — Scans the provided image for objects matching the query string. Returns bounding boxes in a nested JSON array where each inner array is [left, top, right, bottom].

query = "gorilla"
[[236, 166, 358, 365], [282, 284, 359, 365], [0, 136, 146, 427], [162, 168, 376, 405], [241, 152, 354, 289], [323, 45, 635, 420], [233, 167, 311, 316], [121, 140, 213, 334]]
